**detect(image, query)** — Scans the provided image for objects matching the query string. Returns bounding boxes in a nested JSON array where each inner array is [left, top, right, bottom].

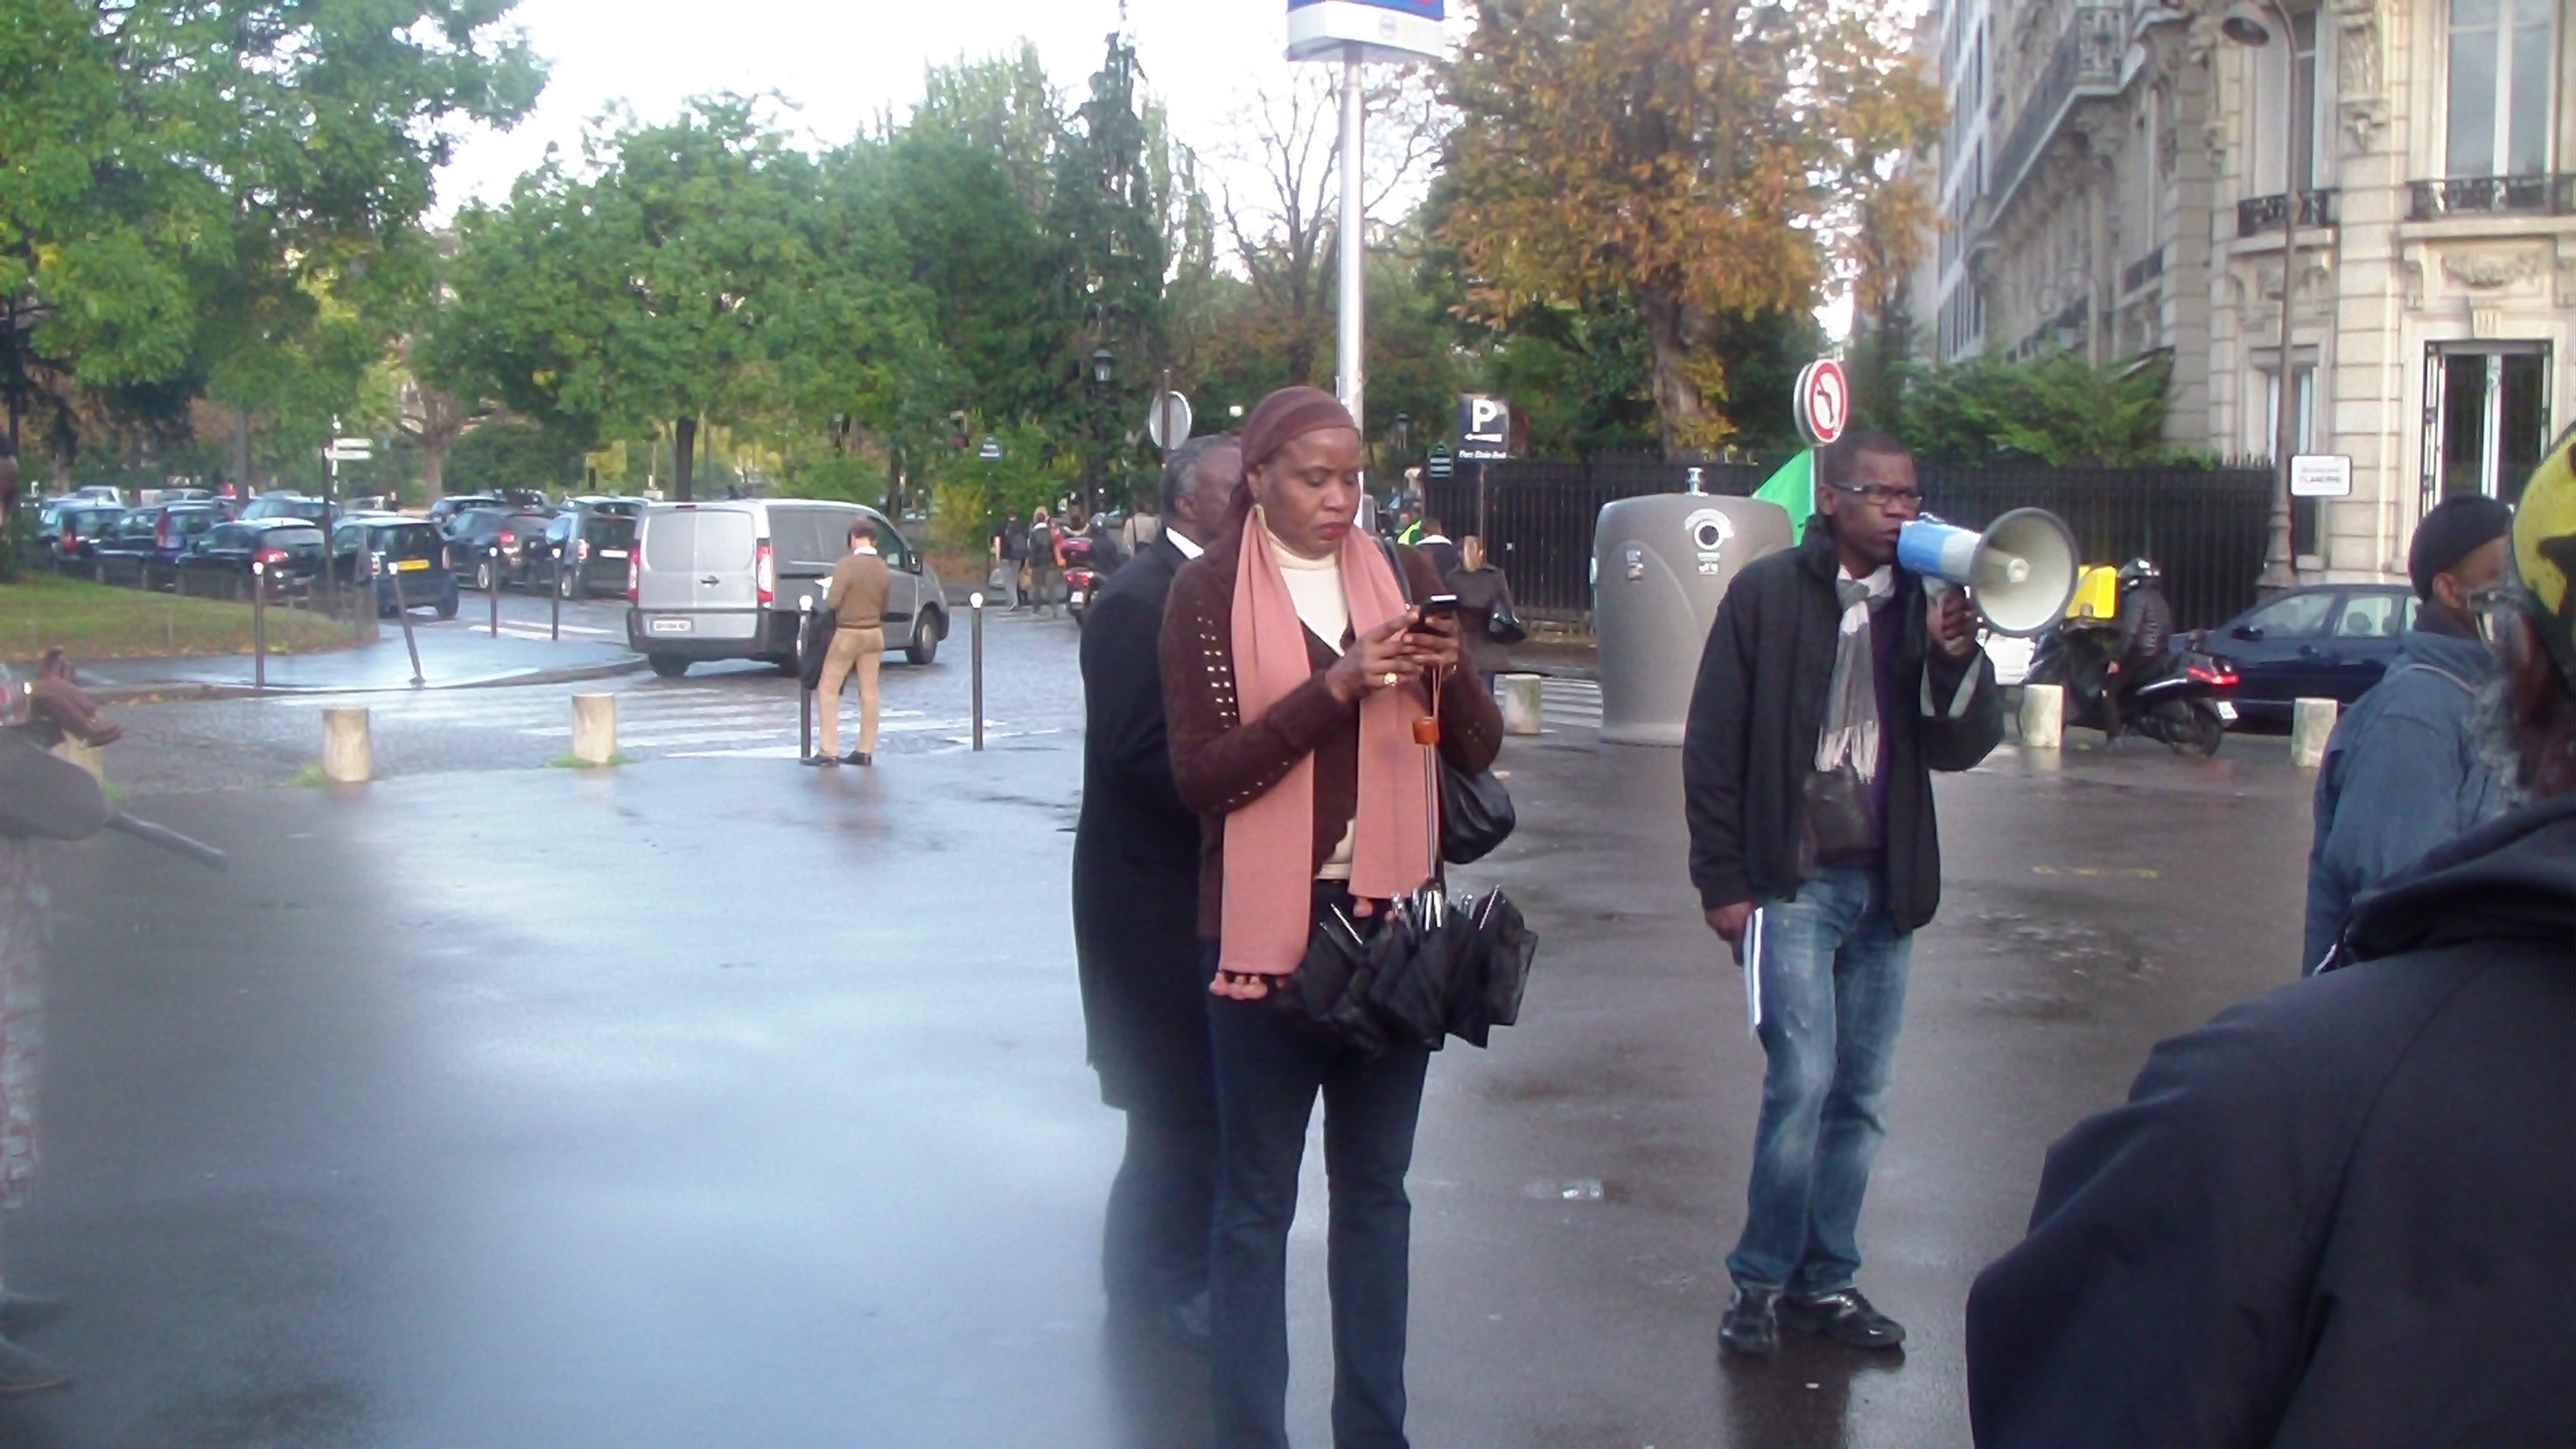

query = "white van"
[[625, 500, 948, 678]]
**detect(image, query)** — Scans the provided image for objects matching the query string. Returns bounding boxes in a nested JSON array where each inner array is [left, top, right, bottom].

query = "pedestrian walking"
[[1026, 508, 1060, 620], [1445, 536, 1517, 690], [1683, 430, 2004, 1358], [2300, 494, 2516, 972], [807, 519, 891, 768], [1119, 503, 1161, 554], [1162, 387, 1502, 1447], [1074, 434, 1245, 1352], [992, 509, 1026, 612], [1965, 430, 2576, 1446], [1410, 518, 1460, 581]]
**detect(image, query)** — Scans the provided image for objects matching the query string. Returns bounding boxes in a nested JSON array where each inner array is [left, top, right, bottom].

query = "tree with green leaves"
[[1045, 34, 1169, 514]]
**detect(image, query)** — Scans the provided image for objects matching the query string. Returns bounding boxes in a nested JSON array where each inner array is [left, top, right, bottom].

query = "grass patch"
[[285, 764, 348, 788], [0, 574, 356, 663], [547, 752, 634, 769]]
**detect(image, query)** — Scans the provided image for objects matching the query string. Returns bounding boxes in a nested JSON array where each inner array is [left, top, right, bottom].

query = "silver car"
[[626, 500, 948, 678]]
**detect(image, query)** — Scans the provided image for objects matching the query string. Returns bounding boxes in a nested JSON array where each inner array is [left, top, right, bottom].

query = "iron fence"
[[1427, 458, 2275, 631]]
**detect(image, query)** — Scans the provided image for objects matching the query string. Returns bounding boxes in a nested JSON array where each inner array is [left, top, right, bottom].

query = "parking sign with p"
[[1456, 394, 1512, 460]]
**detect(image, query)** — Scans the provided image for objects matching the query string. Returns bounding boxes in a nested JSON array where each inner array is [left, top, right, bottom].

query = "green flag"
[[1752, 450, 1814, 536]]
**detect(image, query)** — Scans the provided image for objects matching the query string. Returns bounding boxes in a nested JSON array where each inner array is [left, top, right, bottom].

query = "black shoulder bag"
[[1379, 540, 1516, 864]]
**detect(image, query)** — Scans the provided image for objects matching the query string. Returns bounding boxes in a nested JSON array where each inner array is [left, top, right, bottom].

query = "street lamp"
[[2224, 0, 2306, 594], [1087, 346, 1115, 517], [1090, 347, 1115, 387]]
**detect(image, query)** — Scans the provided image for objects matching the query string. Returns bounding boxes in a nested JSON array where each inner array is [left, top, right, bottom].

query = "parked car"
[[442, 507, 553, 591], [2205, 583, 2419, 725], [89, 503, 226, 580], [71, 485, 127, 507], [178, 519, 329, 593], [626, 499, 947, 677], [561, 494, 646, 520], [426, 494, 501, 527], [37, 502, 124, 565], [542, 508, 640, 599], [332, 514, 459, 619], [239, 494, 338, 528]]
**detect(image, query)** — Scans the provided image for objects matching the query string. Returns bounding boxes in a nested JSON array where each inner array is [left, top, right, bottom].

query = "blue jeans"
[[1726, 867, 1914, 1296], [1205, 947, 1431, 1449]]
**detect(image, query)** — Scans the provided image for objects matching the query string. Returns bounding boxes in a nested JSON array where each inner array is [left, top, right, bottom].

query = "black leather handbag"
[[1376, 541, 1517, 864], [796, 604, 836, 691], [1486, 594, 1528, 647]]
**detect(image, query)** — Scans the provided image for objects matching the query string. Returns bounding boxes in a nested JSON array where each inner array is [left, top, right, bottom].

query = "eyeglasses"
[[2466, 585, 2531, 650], [1826, 481, 1925, 513]]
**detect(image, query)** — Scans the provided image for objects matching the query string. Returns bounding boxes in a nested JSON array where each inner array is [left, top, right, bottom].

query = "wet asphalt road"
[[0, 639, 2316, 1446]]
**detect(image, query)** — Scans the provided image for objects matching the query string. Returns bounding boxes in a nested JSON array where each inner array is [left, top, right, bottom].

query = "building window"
[[2423, 345, 2554, 502], [2446, 0, 2557, 178], [2253, 8, 2330, 192]]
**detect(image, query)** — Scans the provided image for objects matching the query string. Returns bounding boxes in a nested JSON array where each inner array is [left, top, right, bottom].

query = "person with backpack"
[[2300, 494, 2516, 972], [1026, 508, 1060, 620], [991, 509, 1026, 612]]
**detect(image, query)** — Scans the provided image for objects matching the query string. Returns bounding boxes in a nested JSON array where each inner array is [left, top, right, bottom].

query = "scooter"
[[1060, 535, 1116, 629], [2029, 621, 2239, 757]]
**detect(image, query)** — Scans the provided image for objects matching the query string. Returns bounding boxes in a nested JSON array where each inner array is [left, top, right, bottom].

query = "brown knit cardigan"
[[1159, 528, 1506, 942]]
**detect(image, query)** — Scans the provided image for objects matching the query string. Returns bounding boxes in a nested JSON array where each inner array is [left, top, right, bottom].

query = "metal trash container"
[[1593, 494, 1796, 746]]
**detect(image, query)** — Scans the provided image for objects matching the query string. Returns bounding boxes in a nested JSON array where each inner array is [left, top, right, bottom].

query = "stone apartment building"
[[1912, 0, 2572, 582]]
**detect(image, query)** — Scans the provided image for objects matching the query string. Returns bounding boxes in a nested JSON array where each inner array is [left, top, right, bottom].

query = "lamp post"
[[1088, 346, 1115, 520], [2224, 0, 2306, 595]]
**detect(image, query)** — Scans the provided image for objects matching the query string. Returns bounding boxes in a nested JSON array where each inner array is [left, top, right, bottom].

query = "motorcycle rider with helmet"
[[2104, 559, 2175, 739]]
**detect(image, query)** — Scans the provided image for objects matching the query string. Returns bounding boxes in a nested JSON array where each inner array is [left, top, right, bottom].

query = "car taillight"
[[627, 550, 640, 604], [756, 540, 774, 605], [500, 530, 516, 548], [256, 547, 288, 565]]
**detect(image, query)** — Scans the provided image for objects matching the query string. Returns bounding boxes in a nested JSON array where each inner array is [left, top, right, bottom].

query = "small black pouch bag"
[[1801, 764, 1876, 862]]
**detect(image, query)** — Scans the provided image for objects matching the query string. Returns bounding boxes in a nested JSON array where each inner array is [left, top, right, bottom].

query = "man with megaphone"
[[1685, 430, 2006, 1360]]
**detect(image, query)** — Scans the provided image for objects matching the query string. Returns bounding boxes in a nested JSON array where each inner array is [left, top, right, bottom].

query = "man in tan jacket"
[[809, 519, 892, 767]]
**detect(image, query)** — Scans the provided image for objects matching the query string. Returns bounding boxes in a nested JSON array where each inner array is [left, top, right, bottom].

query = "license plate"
[[1069, 591, 1088, 606], [2213, 701, 2238, 721], [601, 549, 628, 559], [648, 617, 693, 634], [394, 558, 429, 572]]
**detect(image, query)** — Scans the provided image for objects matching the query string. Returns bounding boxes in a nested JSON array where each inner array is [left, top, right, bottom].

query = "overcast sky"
[[433, 0, 1334, 214]]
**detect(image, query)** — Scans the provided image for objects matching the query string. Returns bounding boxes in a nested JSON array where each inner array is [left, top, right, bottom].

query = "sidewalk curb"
[[89, 656, 648, 705]]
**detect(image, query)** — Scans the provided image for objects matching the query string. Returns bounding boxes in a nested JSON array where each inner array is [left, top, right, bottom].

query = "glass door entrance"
[[2423, 345, 2552, 502]]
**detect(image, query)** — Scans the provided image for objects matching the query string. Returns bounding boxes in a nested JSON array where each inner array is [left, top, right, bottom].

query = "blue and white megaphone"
[[1896, 508, 2080, 637]]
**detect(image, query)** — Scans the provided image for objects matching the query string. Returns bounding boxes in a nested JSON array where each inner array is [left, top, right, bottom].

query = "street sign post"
[[2290, 453, 2354, 498], [977, 437, 1003, 462], [1424, 443, 1454, 481], [1454, 394, 1512, 461], [1793, 360, 1850, 449], [1146, 389, 1193, 452], [325, 438, 373, 463]]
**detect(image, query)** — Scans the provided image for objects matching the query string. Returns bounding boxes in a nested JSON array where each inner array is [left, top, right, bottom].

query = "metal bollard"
[[488, 545, 502, 637], [970, 592, 986, 752], [382, 552, 425, 687], [550, 549, 563, 640], [320, 706, 372, 783], [251, 560, 268, 693], [570, 693, 617, 764], [798, 595, 815, 761], [2290, 697, 2338, 769], [2019, 682, 2064, 750]]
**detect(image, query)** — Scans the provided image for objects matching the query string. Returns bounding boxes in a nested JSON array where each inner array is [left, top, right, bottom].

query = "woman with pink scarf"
[[1160, 388, 1503, 1446]]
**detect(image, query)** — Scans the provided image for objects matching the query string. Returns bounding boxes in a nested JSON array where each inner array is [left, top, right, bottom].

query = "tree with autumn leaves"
[[1441, 0, 1942, 454]]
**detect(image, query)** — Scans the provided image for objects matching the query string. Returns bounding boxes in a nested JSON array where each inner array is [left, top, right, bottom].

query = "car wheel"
[[434, 596, 458, 621], [474, 559, 495, 592], [648, 654, 690, 679], [559, 569, 581, 601], [906, 610, 943, 666]]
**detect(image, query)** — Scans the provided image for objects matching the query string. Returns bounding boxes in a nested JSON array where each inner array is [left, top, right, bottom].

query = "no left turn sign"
[[1795, 359, 1850, 449]]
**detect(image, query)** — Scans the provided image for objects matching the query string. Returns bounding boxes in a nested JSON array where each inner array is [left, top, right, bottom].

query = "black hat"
[[2407, 495, 2516, 600]]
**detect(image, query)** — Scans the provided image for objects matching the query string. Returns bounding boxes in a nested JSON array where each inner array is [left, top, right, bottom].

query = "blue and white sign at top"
[[1286, 0, 1448, 63]]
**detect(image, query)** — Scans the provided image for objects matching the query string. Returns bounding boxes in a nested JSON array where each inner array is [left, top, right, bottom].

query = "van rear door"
[[637, 506, 761, 640]]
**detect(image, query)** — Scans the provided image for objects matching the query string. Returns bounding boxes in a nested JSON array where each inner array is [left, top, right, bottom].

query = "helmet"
[[2118, 558, 2162, 591], [2510, 424, 2576, 690]]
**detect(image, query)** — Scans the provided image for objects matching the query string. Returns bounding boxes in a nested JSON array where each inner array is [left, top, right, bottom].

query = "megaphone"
[[1896, 508, 2079, 638]]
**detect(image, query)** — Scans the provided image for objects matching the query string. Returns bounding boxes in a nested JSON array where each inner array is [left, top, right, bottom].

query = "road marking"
[[1537, 678, 1602, 732], [2031, 865, 2161, 880]]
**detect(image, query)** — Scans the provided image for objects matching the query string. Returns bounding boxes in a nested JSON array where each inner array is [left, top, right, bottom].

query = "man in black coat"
[[1965, 430, 2576, 1444], [1684, 431, 2003, 1359], [1073, 432, 1243, 1347]]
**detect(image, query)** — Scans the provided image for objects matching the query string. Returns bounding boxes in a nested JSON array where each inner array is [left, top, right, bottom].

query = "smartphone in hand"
[[1410, 594, 1460, 634]]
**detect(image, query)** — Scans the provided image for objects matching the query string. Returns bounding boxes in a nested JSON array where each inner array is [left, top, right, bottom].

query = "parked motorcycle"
[[2029, 620, 2240, 757], [1060, 533, 1119, 628]]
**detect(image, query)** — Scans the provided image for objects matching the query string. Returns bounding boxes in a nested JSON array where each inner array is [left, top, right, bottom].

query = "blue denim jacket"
[[2301, 628, 2504, 971]]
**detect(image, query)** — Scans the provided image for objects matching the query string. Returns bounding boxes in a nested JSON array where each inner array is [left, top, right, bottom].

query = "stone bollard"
[[321, 706, 372, 783], [2290, 697, 2338, 769], [2019, 682, 2064, 750], [570, 693, 618, 765], [1498, 673, 1545, 737]]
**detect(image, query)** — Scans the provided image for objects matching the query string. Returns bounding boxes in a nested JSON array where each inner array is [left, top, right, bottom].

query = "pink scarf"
[[1221, 509, 1433, 976]]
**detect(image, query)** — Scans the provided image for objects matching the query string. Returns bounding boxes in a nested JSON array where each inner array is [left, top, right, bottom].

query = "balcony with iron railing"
[[2121, 246, 2165, 295], [2407, 174, 2576, 220], [1991, 1, 2125, 215], [2236, 189, 2338, 237]]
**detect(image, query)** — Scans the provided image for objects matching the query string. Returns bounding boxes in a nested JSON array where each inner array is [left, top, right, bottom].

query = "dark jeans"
[[1103, 1110, 1217, 1310], [1726, 866, 1914, 1296], [1205, 942, 1431, 1449]]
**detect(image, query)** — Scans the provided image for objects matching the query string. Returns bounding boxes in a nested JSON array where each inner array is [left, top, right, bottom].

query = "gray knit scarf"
[[1816, 565, 1895, 781]]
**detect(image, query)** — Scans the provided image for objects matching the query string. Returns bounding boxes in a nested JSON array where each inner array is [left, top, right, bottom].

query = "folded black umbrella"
[[1365, 892, 1465, 1053], [1444, 889, 1537, 1049]]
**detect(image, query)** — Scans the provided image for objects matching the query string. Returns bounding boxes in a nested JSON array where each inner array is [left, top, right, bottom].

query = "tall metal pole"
[[1336, 46, 1367, 437], [2259, 0, 2304, 595]]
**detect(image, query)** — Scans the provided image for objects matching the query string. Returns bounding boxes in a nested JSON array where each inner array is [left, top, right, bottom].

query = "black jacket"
[[1683, 529, 2003, 930], [1072, 535, 1214, 1120], [1966, 791, 2576, 1446]]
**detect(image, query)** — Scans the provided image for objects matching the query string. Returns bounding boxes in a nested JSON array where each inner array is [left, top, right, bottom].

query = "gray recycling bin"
[[1593, 494, 1796, 746]]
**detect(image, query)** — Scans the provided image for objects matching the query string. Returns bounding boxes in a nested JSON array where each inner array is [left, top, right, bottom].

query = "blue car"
[[332, 514, 460, 620], [2207, 583, 2418, 725]]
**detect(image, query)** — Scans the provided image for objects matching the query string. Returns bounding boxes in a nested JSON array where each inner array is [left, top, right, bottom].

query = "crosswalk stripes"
[[267, 685, 1029, 756], [1537, 676, 1602, 732]]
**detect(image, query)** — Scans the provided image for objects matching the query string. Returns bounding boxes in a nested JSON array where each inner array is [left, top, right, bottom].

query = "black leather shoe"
[[1780, 1287, 1907, 1350], [1718, 1286, 1781, 1357], [844, 751, 872, 766], [802, 754, 838, 767]]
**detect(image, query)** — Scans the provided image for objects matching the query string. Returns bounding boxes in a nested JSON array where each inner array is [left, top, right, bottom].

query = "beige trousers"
[[816, 626, 883, 758]]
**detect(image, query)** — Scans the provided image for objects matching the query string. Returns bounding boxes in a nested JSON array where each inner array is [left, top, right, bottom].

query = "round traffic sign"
[[1795, 360, 1850, 448]]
